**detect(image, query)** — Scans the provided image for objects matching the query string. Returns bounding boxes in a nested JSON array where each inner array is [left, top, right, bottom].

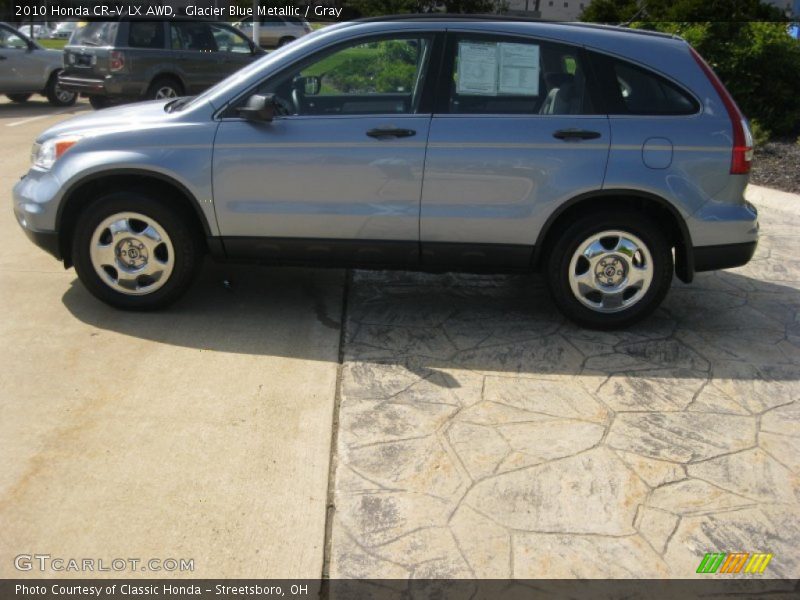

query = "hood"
[[38, 100, 177, 141]]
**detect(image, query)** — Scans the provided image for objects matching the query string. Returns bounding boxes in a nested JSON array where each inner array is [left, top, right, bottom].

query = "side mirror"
[[294, 75, 321, 96], [237, 93, 276, 122]]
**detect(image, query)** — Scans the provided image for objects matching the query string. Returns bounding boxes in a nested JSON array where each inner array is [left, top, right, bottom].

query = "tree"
[[344, 0, 506, 17], [580, 0, 786, 22]]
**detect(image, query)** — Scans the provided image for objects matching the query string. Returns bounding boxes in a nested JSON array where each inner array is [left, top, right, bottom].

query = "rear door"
[[420, 32, 610, 268]]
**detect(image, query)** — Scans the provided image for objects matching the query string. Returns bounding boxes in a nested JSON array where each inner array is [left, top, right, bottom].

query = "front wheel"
[[544, 211, 673, 329], [71, 192, 203, 310]]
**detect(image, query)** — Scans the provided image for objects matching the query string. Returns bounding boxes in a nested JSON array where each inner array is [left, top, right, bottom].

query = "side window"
[[253, 35, 433, 116], [209, 24, 251, 54], [128, 22, 165, 50], [171, 23, 217, 52], [446, 36, 592, 115], [0, 26, 29, 49], [603, 56, 699, 115]]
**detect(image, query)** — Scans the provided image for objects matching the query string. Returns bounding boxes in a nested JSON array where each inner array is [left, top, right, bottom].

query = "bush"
[[749, 119, 771, 147], [580, 2, 800, 136]]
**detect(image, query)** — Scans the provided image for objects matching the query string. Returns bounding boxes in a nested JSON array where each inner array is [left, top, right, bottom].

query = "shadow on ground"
[[63, 259, 799, 382]]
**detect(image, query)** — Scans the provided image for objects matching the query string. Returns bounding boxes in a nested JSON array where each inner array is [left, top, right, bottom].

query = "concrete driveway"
[[0, 98, 344, 578], [1, 98, 797, 581], [328, 186, 800, 579]]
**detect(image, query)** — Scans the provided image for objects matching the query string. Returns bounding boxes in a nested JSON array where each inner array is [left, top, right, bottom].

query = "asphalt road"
[[0, 97, 345, 578]]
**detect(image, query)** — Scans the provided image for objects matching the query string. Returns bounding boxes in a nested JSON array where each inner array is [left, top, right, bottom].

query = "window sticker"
[[457, 41, 540, 96], [498, 43, 540, 96], [457, 42, 498, 95]]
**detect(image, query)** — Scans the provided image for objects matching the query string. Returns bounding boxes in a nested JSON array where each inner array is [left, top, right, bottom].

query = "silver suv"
[[13, 18, 759, 328]]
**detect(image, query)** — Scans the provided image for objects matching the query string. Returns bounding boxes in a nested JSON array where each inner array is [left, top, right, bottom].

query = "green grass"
[[37, 39, 67, 50], [302, 46, 372, 77]]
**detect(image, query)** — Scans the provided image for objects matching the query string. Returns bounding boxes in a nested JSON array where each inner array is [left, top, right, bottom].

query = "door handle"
[[0, 56, 7, 61], [553, 129, 601, 141], [366, 127, 416, 139]]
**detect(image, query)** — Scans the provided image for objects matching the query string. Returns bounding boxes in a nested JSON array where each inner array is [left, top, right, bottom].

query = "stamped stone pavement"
[[328, 185, 800, 579]]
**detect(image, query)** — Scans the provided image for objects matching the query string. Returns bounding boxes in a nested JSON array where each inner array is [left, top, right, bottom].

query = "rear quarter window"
[[591, 53, 699, 116]]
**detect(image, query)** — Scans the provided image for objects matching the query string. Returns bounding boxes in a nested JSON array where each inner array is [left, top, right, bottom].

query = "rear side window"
[[128, 22, 165, 49], [592, 53, 699, 115], [72, 22, 118, 46], [443, 35, 595, 115]]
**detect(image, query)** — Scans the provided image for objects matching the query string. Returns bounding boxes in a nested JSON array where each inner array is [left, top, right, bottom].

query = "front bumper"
[[13, 172, 63, 262]]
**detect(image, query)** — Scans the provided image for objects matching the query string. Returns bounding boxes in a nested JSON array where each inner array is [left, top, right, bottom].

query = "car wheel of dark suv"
[[71, 191, 203, 310], [545, 211, 673, 329], [147, 77, 183, 101]]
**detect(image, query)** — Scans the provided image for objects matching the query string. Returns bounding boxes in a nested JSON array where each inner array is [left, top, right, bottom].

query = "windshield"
[[71, 22, 118, 46]]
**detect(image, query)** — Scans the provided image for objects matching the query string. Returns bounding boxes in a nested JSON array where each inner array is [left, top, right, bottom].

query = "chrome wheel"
[[55, 85, 76, 104], [154, 86, 178, 100], [568, 230, 654, 314], [89, 212, 174, 296]]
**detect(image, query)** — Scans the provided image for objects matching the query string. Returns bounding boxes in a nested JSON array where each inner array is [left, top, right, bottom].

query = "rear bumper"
[[693, 241, 757, 273], [58, 74, 141, 98]]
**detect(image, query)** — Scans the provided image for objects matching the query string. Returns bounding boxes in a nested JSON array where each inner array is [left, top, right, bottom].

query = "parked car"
[[50, 21, 79, 40], [0, 22, 77, 105], [16, 23, 54, 40], [58, 20, 265, 109], [234, 15, 311, 47], [14, 18, 759, 328]]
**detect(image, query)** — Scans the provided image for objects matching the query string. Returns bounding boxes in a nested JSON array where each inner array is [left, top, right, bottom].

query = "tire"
[[88, 95, 112, 110], [6, 93, 32, 103], [146, 76, 183, 101], [277, 36, 295, 47], [544, 210, 673, 329], [45, 73, 77, 107], [71, 191, 203, 310]]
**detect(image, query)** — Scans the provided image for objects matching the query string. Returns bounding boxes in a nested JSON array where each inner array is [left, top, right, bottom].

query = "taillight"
[[689, 46, 752, 175], [109, 50, 125, 72]]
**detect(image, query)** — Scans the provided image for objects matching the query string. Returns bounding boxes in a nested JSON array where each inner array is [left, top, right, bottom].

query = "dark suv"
[[59, 20, 265, 109]]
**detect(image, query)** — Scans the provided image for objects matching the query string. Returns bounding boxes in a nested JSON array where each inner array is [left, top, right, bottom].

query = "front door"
[[213, 33, 439, 266], [0, 25, 33, 92], [420, 33, 611, 268]]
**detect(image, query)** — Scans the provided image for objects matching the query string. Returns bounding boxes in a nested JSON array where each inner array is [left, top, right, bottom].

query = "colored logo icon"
[[697, 552, 773, 574]]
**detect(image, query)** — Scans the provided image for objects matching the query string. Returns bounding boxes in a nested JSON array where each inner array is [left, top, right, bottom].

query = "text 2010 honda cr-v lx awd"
[[13, 18, 758, 328]]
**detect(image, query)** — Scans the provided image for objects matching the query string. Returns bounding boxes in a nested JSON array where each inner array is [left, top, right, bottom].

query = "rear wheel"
[[277, 36, 295, 47], [146, 76, 183, 101], [7, 93, 32, 103], [45, 74, 77, 106], [544, 211, 673, 329], [88, 95, 112, 110], [71, 192, 203, 310]]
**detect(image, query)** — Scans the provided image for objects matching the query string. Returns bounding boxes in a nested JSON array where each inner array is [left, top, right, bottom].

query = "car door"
[[212, 32, 441, 266], [169, 21, 226, 93], [420, 32, 611, 268], [0, 25, 35, 92], [208, 23, 257, 76]]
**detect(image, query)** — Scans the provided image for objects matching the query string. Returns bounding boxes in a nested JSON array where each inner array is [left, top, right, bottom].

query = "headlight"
[[31, 136, 82, 170]]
